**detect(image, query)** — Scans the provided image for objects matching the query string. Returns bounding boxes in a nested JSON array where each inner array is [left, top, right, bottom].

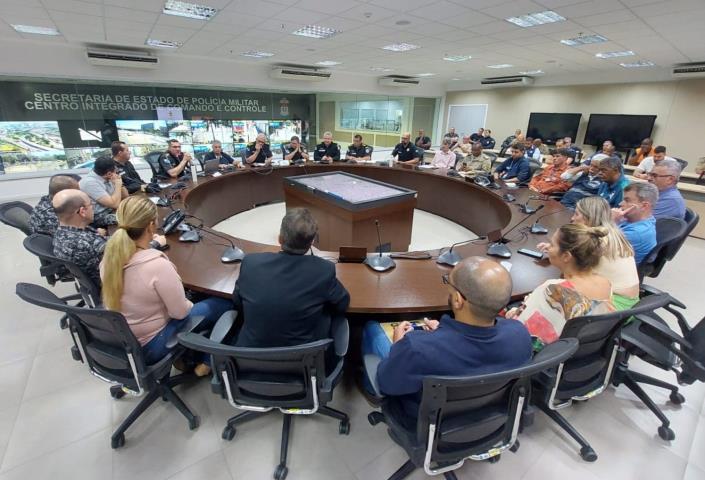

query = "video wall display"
[[0, 121, 68, 173]]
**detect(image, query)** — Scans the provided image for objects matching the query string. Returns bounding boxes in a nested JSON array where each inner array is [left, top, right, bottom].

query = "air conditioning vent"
[[269, 66, 331, 81], [378, 76, 421, 87], [86, 49, 158, 68], [480, 75, 534, 87], [672, 62, 705, 78]]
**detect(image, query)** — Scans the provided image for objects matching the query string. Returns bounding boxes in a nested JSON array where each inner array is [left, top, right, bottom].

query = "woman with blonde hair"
[[101, 195, 231, 374], [507, 223, 615, 345]]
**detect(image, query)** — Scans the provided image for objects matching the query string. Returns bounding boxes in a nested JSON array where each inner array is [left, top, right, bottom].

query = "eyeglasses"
[[441, 273, 466, 300], [647, 173, 674, 178]]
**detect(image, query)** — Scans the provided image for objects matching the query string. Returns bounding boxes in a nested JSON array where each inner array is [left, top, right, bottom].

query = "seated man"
[[414, 129, 431, 150], [314, 131, 340, 164], [79, 156, 127, 227], [158, 139, 192, 178], [597, 155, 630, 207], [392, 132, 422, 166], [233, 208, 350, 349], [612, 182, 658, 264], [533, 138, 548, 155], [29, 173, 80, 235], [649, 159, 686, 219], [480, 129, 496, 149], [203, 140, 235, 167], [529, 148, 572, 195], [112, 141, 144, 194], [430, 140, 455, 169], [525, 137, 542, 162], [245, 133, 274, 166], [443, 127, 459, 149], [585, 139, 621, 164], [282, 135, 309, 163], [560, 158, 603, 209], [627, 138, 654, 166], [563, 136, 582, 159], [456, 142, 492, 175], [452, 135, 473, 157], [500, 129, 521, 150], [345, 134, 373, 162], [470, 128, 484, 143], [52, 189, 107, 286], [634, 145, 675, 179], [363, 256, 532, 418], [494, 143, 531, 183]]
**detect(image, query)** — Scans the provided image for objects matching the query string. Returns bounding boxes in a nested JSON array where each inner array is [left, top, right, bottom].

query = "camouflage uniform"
[[53, 225, 107, 286], [29, 195, 59, 235]]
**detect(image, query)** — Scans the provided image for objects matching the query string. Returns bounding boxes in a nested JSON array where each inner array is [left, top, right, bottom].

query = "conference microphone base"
[[487, 242, 512, 259], [436, 250, 462, 267], [179, 230, 201, 242], [364, 255, 396, 272], [221, 247, 245, 263], [530, 222, 548, 234]]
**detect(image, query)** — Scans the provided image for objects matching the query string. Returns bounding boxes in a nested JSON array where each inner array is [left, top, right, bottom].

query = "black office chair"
[[178, 315, 350, 480], [673, 157, 688, 170], [363, 338, 578, 480], [61, 258, 102, 308], [486, 152, 498, 168], [15, 282, 207, 449], [528, 159, 543, 177], [613, 286, 705, 441], [0, 201, 33, 236], [143, 151, 167, 181], [637, 217, 687, 281], [669, 207, 700, 260]]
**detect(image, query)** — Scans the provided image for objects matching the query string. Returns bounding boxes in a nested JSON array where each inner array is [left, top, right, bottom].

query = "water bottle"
[[388, 155, 394, 167], [190, 162, 198, 183]]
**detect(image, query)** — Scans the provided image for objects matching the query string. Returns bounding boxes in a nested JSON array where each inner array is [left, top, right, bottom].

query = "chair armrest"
[[632, 313, 690, 349], [639, 284, 665, 297], [331, 317, 349, 357], [209, 310, 238, 344], [166, 315, 205, 349], [363, 354, 384, 399]]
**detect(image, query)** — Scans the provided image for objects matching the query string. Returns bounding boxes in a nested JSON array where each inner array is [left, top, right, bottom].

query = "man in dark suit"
[[233, 208, 350, 348]]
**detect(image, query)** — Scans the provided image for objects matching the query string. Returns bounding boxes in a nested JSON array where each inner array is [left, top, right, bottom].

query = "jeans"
[[142, 296, 232, 365], [361, 321, 393, 393]]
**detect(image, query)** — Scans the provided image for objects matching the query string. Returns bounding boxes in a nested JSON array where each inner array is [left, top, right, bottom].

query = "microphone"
[[487, 205, 545, 258], [364, 219, 395, 272], [530, 209, 566, 234], [437, 238, 477, 267], [185, 215, 245, 263]]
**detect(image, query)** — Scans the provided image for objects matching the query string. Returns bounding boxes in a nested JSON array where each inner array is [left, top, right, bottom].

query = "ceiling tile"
[[104, 6, 159, 24], [631, 0, 705, 16], [154, 13, 207, 29], [46, 0, 103, 17], [553, 0, 625, 18], [337, 3, 397, 22], [480, 0, 547, 19], [149, 25, 199, 42], [575, 8, 636, 27], [104, 0, 165, 13], [294, 0, 363, 15], [274, 7, 327, 24]]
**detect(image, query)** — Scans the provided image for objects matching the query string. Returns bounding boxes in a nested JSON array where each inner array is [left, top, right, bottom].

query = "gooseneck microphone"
[[364, 220, 396, 272], [436, 238, 477, 267], [530, 209, 566, 234], [184, 214, 245, 263], [487, 205, 545, 258]]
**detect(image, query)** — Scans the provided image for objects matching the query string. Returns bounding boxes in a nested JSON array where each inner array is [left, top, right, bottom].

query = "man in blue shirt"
[[597, 155, 629, 207], [362, 256, 532, 418], [649, 160, 686, 219], [612, 182, 658, 264], [494, 143, 531, 183]]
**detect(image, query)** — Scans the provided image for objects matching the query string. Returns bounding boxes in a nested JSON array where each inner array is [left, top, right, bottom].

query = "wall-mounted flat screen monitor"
[[584, 114, 657, 148], [526, 113, 581, 145]]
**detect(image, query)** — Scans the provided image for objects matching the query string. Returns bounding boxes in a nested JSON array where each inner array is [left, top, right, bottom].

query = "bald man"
[[52, 189, 107, 286], [363, 256, 532, 417], [245, 133, 273, 166], [29, 174, 80, 235], [392, 132, 422, 165]]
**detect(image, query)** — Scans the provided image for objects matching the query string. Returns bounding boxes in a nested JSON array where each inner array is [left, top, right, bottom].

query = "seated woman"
[[100, 195, 232, 375], [570, 196, 640, 310], [506, 223, 615, 345]]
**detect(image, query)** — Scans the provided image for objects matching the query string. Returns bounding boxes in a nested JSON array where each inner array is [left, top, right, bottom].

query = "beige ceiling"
[[0, 0, 703, 85]]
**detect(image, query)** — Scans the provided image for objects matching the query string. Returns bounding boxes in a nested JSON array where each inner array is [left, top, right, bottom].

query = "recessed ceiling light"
[[146, 38, 183, 48], [487, 64, 513, 69], [451, 78, 462, 81], [560, 34, 608, 46], [620, 60, 655, 68], [519, 69, 544, 75], [382, 43, 420, 52], [316, 60, 341, 66], [370, 66, 394, 72], [506, 10, 566, 28], [163, 1, 217, 20], [595, 50, 635, 59], [395, 20, 411, 26], [443, 55, 471, 62], [414, 73, 436, 77], [11, 24, 60, 35], [291, 25, 340, 39], [240, 51, 274, 58]]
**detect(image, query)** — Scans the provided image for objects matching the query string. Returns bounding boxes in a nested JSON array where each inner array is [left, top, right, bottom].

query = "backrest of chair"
[[486, 152, 498, 167], [669, 208, 700, 260], [23, 233, 71, 285], [682, 315, 705, 383], [528, 159, 542, 177], [674, 157, 688, 170], [640, 217, 687, 278], [61, 259, 102, 308], [0, 201, 33, 236], [143, 151, 164, 180]]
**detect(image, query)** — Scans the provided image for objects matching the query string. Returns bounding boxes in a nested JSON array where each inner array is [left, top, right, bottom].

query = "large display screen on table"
[[583, 114, 657, 148], [526, 113, 581, 145]]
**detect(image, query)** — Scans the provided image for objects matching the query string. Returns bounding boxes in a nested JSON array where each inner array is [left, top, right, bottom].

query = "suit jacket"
[[233, 251, 350, 348]]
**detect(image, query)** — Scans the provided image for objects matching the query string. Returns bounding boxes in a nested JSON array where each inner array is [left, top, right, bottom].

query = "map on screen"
[[294, 172, 405, 204]]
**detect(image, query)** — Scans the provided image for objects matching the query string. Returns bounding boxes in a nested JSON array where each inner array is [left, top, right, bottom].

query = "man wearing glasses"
[[648, 159, 685, 219], [362, 257, 532, 417]]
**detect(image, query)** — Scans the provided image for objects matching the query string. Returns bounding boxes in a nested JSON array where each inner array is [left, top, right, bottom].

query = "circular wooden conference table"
[[161, 164, 570, 315]]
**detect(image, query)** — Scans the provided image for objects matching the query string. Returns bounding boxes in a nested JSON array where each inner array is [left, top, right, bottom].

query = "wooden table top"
[[159, 164, 570, 314]]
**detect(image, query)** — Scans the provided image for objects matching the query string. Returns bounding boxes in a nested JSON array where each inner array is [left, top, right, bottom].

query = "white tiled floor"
[[1, 202, 704, 480]]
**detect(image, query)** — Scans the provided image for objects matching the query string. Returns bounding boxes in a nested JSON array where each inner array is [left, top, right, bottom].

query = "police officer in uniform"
[[282, 135, 309, 164], [314, 131, 341, 163], [345, 134, 373, 163], [245, 133, 273, 166], [158, 139, 192, 178], [112, 141, 145, 194], [392, 132, 422, 165]]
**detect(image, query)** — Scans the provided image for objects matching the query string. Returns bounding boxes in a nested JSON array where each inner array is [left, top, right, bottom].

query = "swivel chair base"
[[535, 402, 598, 462]]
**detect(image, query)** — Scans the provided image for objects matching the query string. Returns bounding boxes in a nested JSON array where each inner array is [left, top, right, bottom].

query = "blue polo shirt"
[[598, 174, 629, 207], [377, 315, 532, 418], [653, 187, 685, 219], [620, 216, 657, 264], [495, 157, 531, 183]]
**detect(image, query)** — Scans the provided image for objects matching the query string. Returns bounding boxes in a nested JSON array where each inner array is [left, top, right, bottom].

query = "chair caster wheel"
[[111, 433, 125, 449], [488, 455, 500, 463], [274, 464, 288, 480], [339, 420, 350, 435], [189, 416, 200, 430], [658, 425, 675, 441], [580, 446, 598, 462], [110, 385, 126, 399], [222, 426, 236, 441], [509, 440, 520, 452], [71, 346, 82, 361], [669, 392, 685, 405], [367, 412, 384, 426], [59, 317, 68, 330]]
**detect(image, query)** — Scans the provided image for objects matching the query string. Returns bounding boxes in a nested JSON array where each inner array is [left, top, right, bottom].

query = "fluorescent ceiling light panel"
[[620, 60, 655, 68], [487, 64, 513, 69], [163, 1, 217, 20], [291, 25, 340, 39], [506, 10, 565, 28], [370, 66, 394, 72], [560, 34, 608, 46], [240, 51, 274, 58], [11, 24, 60, 35], [382, 43, 420, 52], [519, 69, 544, 75], [443, 55, 471, 62], [146, 38, 182, 48], [316, 60, 341, 66], [595, 50, 635, 58], [414, 73, 436, 77]]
